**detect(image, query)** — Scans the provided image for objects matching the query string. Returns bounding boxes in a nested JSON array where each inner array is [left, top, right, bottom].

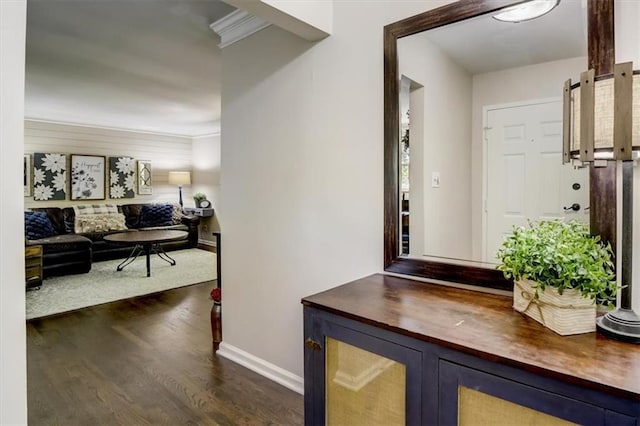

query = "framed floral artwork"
[[109, 156, 135, 199], [70, 155, 105, 200], [24, 154, 31, 196], [137, 160, 152, 195], [33, 152, 66, 201]]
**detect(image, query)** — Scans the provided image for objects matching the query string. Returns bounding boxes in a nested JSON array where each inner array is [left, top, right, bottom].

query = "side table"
[[25, 245, 43, 290], [183, 207, 214, 217], [211, 231, 222, 351]]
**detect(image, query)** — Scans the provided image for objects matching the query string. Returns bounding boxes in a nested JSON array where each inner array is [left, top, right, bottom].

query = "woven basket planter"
[[513, 279, 596, 336]]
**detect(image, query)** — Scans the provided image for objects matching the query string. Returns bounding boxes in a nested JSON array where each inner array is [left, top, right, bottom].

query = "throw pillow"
[[138, 204, 174, 228], [73, 204, 120, 233], [170, 203, 183, 225], [24, 211, 56, 240], [63, 209, 75, 234], [75, 213, 127, 234], [73, 204, 119, 216]]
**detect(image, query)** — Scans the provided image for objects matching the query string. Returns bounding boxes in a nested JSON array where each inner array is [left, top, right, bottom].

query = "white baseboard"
[[198, 239, 216, 248], [217, 342, 304, 395]]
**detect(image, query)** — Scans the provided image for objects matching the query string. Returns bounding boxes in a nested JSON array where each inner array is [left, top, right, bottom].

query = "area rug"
[[26, 248, 216, 320]]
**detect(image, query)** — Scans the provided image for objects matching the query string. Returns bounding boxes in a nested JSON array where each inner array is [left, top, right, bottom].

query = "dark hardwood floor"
[[27, 280, 303, 425]]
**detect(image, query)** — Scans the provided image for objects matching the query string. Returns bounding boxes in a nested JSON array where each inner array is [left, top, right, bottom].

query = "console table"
[[302, 274, 640, 425]]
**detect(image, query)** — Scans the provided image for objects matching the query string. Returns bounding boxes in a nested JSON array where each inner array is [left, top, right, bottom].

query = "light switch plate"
[[432, 172, 441, 188]]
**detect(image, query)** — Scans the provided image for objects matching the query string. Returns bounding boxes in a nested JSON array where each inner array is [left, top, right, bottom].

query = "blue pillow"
[[138, 204, 174, 228], [24, 211, 56, 240]]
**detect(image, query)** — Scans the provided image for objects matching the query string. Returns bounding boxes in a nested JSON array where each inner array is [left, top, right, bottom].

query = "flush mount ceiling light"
[[493, 0, 560, 23]]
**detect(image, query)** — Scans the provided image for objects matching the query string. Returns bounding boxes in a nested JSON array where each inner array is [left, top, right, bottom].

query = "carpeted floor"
[[26, 248, 216, 320]]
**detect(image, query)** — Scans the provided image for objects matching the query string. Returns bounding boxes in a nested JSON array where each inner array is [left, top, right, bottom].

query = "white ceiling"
[[420, 0, 587, 75], [25, 0, 235, 137]]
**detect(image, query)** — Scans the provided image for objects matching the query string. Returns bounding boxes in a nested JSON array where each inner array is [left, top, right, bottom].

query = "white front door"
[[483, 99, 589, 262]]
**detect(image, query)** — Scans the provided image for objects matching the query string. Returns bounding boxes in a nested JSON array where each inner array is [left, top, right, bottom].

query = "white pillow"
[[75, 213, 127, 234]]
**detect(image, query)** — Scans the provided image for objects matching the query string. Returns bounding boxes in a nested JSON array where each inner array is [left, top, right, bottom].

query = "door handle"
[[305, 337, 322, 352], [563, 203, 581, 212]]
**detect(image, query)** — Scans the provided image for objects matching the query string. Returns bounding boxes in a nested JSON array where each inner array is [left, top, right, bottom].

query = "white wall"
[[24, 120, 195, 209], [220, 1, 449, 379], [470, 56, 587, 260], [0, 1, 28, 424], [192, 133, 221, 241], [398, 34, 473, 260], [261, 0, 333, 35]]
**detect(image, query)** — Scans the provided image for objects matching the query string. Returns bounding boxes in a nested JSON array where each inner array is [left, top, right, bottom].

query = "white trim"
[[192, 132, 221, 139], [481, 97, 562, 114], [23, 117, 199, 138], [198, 239, 216, 248], [210, 10, 271, 49], [217, 342, 304, 395]]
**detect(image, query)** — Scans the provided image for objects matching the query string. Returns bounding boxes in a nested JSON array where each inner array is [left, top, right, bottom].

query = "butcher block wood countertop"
[[301, 273, 640, 401]]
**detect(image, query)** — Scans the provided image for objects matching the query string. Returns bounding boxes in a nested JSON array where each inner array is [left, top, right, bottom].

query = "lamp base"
[[596, 308, 640, 344]]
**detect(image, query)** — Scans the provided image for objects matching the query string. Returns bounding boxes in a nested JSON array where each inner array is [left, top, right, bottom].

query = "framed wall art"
[[24, 154, 31, 196], [33, 152, 66, 201], [109, 156, 135, 199], [70, 155, 105, 200], [137, 160, 152, 195]]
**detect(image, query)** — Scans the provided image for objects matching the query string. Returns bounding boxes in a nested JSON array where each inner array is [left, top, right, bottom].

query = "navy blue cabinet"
[[303, 305, 640, 426], [439, 361, 636, 426], [304, 308, 424, 425]]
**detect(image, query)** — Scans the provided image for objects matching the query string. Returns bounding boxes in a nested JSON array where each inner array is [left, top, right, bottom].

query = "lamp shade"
[[564, 63, 640, 163], [168, 171, 191, 186]]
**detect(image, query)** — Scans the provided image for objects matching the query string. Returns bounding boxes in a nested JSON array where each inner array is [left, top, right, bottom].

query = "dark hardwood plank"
[[27, 281, 303, 426], [302, 274, 640, 401]]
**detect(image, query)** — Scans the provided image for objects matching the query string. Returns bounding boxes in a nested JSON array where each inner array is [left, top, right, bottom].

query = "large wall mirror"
[[384, 0, 615, 290]]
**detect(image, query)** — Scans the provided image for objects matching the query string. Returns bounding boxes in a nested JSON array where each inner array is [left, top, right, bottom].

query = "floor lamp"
[[168, 171, 191, 209], [564, 62, 640, 343]]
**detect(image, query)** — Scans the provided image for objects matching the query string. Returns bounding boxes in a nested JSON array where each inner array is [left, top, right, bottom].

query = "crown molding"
[[192, 132, 221, 139], [24, 117, 220, 139], [209, 10, 271, 49]]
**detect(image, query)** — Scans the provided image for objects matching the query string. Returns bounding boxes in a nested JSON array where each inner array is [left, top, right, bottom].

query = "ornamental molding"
[[210, 10, 271, 49]]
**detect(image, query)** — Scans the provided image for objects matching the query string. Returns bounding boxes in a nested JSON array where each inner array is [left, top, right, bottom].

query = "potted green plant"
[[496, 220, 616, 336], [193, 192, 207, 208]]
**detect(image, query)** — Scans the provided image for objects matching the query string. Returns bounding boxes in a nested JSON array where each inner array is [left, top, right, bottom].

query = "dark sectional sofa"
[[26, 204, 200, 278]]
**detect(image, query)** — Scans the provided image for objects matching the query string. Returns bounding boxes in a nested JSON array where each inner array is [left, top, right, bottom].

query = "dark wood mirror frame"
[[383, 0, 616, 291]]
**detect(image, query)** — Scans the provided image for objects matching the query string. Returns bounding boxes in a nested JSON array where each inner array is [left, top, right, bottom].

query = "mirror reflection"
[[398, 0, 589, 264]]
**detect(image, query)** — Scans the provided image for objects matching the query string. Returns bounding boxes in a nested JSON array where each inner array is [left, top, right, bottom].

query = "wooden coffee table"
[[104, 230, 188, 277]]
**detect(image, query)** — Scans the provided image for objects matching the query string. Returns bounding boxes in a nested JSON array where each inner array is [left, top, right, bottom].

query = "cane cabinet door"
[[439, 361, 636, 426], [304, 308, 422, 425]]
